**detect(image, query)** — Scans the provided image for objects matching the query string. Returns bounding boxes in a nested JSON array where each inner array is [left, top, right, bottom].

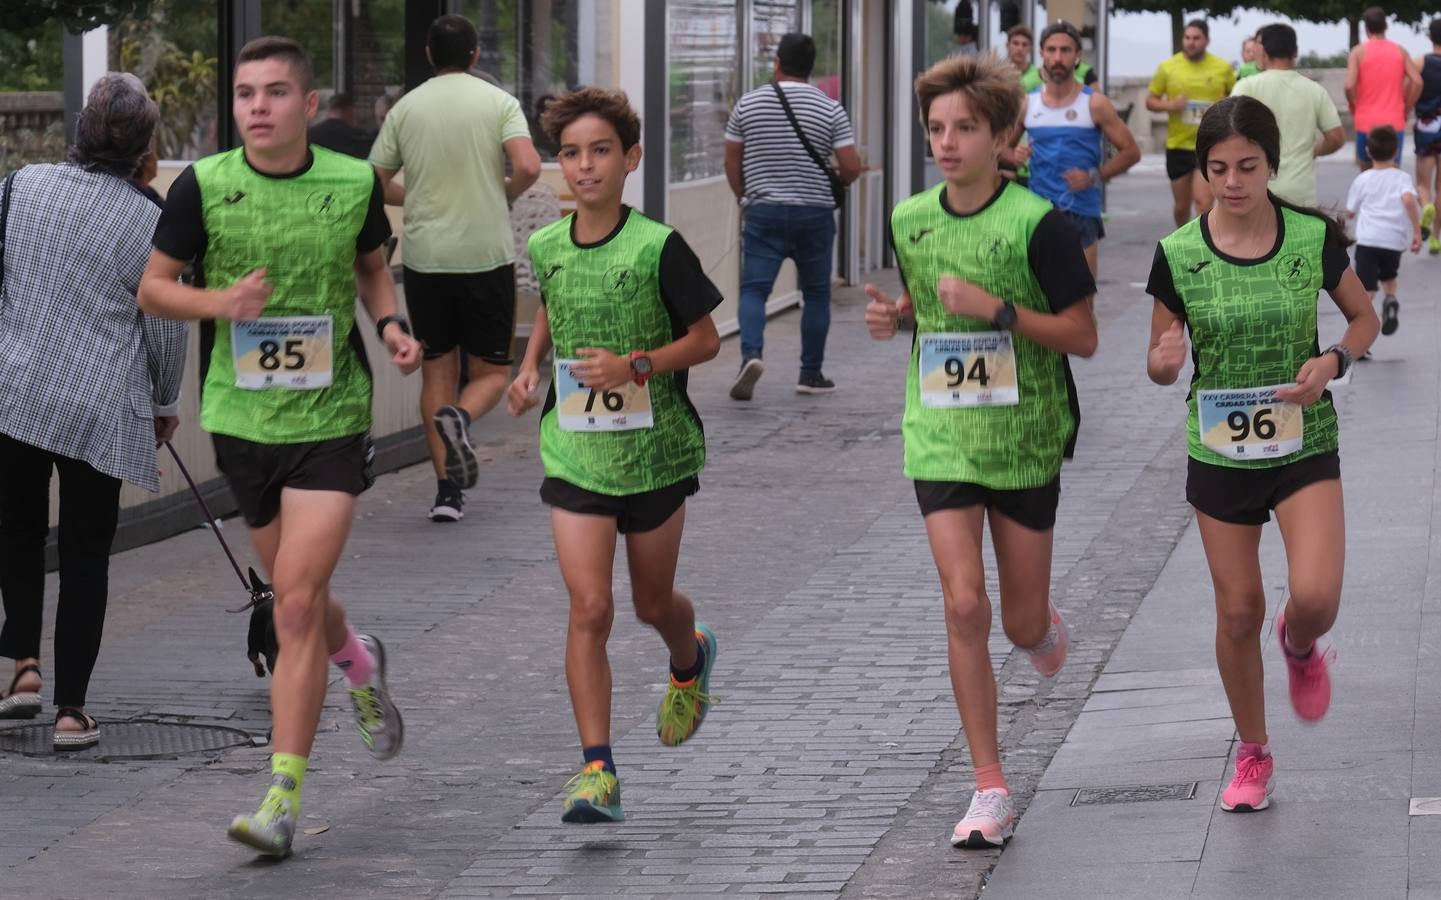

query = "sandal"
[[0, 663, 42, 719], [53, 706, 99, 752]]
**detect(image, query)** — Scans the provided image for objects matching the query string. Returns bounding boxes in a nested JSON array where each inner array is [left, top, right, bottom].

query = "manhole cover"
[[0, 721, 256, 761], [1071, 783, 1197, 806]]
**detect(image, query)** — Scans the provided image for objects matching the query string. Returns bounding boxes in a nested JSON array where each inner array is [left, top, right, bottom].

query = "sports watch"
[[991, 301, 1018, 331], [1325, 343, 1352, 379], [629, 351, 654, 386], [375, 314, 410, 342]]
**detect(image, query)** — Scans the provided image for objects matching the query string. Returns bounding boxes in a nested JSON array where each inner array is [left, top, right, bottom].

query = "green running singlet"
[[891, 182, 1082, 489], [1156, 204, 1343, 469], [530, 208, 710, 496], [194, 146, 375, 444]]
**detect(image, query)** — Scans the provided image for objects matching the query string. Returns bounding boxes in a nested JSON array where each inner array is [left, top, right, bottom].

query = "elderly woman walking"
[[0, 74, 187, 750]]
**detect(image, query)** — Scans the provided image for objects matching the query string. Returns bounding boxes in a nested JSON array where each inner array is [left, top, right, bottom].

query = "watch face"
[[633, 355, 653, 375]]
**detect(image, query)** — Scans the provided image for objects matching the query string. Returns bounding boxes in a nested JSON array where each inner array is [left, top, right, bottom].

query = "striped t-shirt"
[[724, 81, 855, 208]]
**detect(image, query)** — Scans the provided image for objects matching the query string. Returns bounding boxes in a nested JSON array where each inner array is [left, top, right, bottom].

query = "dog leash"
[[164, 441, 272, 614]]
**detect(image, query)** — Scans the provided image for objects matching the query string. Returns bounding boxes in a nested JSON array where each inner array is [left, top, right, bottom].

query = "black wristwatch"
[[375, 314, 410, 342], [1324, 343, 1352, 379], [991, 301, 1018, 331]]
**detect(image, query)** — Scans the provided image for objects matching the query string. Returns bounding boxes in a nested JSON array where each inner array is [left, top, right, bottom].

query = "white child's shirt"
[[1346, 167, 1417, 252]]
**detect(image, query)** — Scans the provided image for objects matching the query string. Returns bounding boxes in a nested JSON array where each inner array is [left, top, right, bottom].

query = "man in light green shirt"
[[371, 14, 540, 521], [1232, 24, 1346, 206]]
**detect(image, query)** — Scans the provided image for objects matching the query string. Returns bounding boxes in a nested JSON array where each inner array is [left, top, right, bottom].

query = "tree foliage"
[[6, 1, 152, 33], [1111, 1, 1251, 54]]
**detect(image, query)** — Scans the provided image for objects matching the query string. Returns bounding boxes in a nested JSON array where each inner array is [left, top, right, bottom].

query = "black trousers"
[[0, 434, 122, 708]]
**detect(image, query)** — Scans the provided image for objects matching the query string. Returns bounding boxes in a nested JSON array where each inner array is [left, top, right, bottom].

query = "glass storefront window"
[[668, 0, 738, 183], [810, 0, 843, 102], [459, 0, 619, 159], [108, 0, 219, 160], [750, 0, 800, 89]]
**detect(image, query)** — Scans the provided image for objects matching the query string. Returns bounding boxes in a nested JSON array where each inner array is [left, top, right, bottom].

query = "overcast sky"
[[1109, 9, 1437, 77]]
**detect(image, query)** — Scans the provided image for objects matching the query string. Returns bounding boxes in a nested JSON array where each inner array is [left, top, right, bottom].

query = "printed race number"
[[231, 316, 333, 389], [1197, 386, 1303, 460], [918, 332, 1019, 408], [1184, 100, 1212, 125], [554, 358, 653, 431]]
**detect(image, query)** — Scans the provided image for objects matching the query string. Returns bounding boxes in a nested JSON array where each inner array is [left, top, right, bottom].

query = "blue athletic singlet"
[[1024, 86, 1102, 218]]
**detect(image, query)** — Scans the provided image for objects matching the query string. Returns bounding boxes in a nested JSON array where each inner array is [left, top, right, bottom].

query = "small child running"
[[507, 87, 723, 823], [1345, 124, 1422, 338]]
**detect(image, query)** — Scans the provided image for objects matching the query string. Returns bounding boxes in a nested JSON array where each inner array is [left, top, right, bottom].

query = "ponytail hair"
[[1195, 95, 1352, 249]]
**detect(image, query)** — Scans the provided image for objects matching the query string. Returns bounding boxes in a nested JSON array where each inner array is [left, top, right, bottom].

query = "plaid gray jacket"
[[0, 163, 188, 491]]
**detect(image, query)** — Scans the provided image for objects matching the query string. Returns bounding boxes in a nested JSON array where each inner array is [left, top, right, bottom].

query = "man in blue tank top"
[[1021, 21, 1139, 277]]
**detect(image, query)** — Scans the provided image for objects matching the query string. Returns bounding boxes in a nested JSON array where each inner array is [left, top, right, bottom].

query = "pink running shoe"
[[951, 788, 1015, 848], [1276, 614, 1334, 722], [1023, 605, 1069, 677], [1220, 750, 1274, 812]]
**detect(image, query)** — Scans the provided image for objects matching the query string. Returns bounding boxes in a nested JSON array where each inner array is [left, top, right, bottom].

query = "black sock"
[[458, 407, 472, 427], [582, 744, 615, 774], [670, 636, 705, 683], [437, 477, 455, 491]]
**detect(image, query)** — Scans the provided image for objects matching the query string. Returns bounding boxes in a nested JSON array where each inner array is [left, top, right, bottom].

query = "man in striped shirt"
[[724, 32, 861, 400]]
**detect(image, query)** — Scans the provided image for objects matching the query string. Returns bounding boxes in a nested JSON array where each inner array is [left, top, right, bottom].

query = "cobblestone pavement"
[[4, 164, 1220, 898]]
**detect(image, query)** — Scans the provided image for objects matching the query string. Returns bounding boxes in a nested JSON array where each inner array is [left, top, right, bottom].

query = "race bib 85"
[[231, 315, 333, 390]]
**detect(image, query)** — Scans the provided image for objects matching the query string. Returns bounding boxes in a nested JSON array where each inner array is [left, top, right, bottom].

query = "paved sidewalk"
[[2, 158, 1434, 898]]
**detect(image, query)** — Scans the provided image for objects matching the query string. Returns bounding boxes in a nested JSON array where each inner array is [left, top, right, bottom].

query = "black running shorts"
[[214, 432, 374, 528], [914, 477, 1061, 532], [1352, 244, 1402, 292], [402, 265, 516, 364], [1166, 148, 1198, 181], [1186, 451, 1340, 526], [540, 476, 699, 535]]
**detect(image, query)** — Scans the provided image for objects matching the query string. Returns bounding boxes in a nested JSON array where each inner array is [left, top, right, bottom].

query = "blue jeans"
[[738, 203, 837, 374]]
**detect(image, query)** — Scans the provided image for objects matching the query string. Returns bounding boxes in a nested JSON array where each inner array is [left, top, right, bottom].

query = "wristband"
[[1088, 167, 1102, 187], [376, 314, 410, 342]]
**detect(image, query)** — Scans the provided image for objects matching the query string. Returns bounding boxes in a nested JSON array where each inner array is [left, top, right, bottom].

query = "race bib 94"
[[918, 332, 1020, 408], [231, 315, 333, 390], [1197, 385, 1303, 460], [554, 358, 654, 431]]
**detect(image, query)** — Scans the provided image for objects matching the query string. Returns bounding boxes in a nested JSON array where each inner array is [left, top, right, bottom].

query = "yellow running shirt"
[[1148, 52, 1236, 150]]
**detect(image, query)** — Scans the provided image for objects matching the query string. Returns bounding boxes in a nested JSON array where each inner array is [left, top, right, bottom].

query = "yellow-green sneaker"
[[1430, 236, 1441, 256], [227, 790, 296, 858], [1421, 202, 1436, 241], [656, 624, 717, 746], [560, 761, 624, 823]]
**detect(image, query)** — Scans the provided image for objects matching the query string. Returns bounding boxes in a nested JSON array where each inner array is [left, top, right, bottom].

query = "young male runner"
[[507, 88, 723, 824], [138, 36, 422, 857], [866, 53, 1097, 849]]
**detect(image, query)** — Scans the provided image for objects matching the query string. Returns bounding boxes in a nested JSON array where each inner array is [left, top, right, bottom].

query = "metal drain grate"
[[1070, 783, 1198, 806], [0, 721, 256, 761]]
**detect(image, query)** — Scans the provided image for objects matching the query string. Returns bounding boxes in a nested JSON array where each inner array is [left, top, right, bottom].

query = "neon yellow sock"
[[265, 752, 308, 814]]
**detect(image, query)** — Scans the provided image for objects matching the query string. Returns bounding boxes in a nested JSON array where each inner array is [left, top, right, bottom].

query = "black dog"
[[244, 567, 279, 677]]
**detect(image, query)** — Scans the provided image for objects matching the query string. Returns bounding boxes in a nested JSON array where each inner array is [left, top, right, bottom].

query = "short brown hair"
[[542, 87, 642, 150], [914, 53, 1022, 136], [1006, 24, 1033, 43], [1365, 124, 1398, 162], [236, 36, 315, 92]]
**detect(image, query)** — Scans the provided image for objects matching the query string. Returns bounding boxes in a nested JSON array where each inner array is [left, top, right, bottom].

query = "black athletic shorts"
[[1186, 451, 1340, 526], [540, 476, 699, 535], [402, 265, 516, 364], [214, 432, 375, 528], [1166, 148, 1199, 181], [1352, 244, 1402, 292], [914, 477, 1061, 532]]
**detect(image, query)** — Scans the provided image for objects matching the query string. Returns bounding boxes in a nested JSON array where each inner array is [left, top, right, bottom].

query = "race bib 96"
[[1197, 385, 1303, 460]]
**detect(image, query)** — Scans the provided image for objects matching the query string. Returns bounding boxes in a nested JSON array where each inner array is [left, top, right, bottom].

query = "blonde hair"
[[913, 53, 1022, 135]]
